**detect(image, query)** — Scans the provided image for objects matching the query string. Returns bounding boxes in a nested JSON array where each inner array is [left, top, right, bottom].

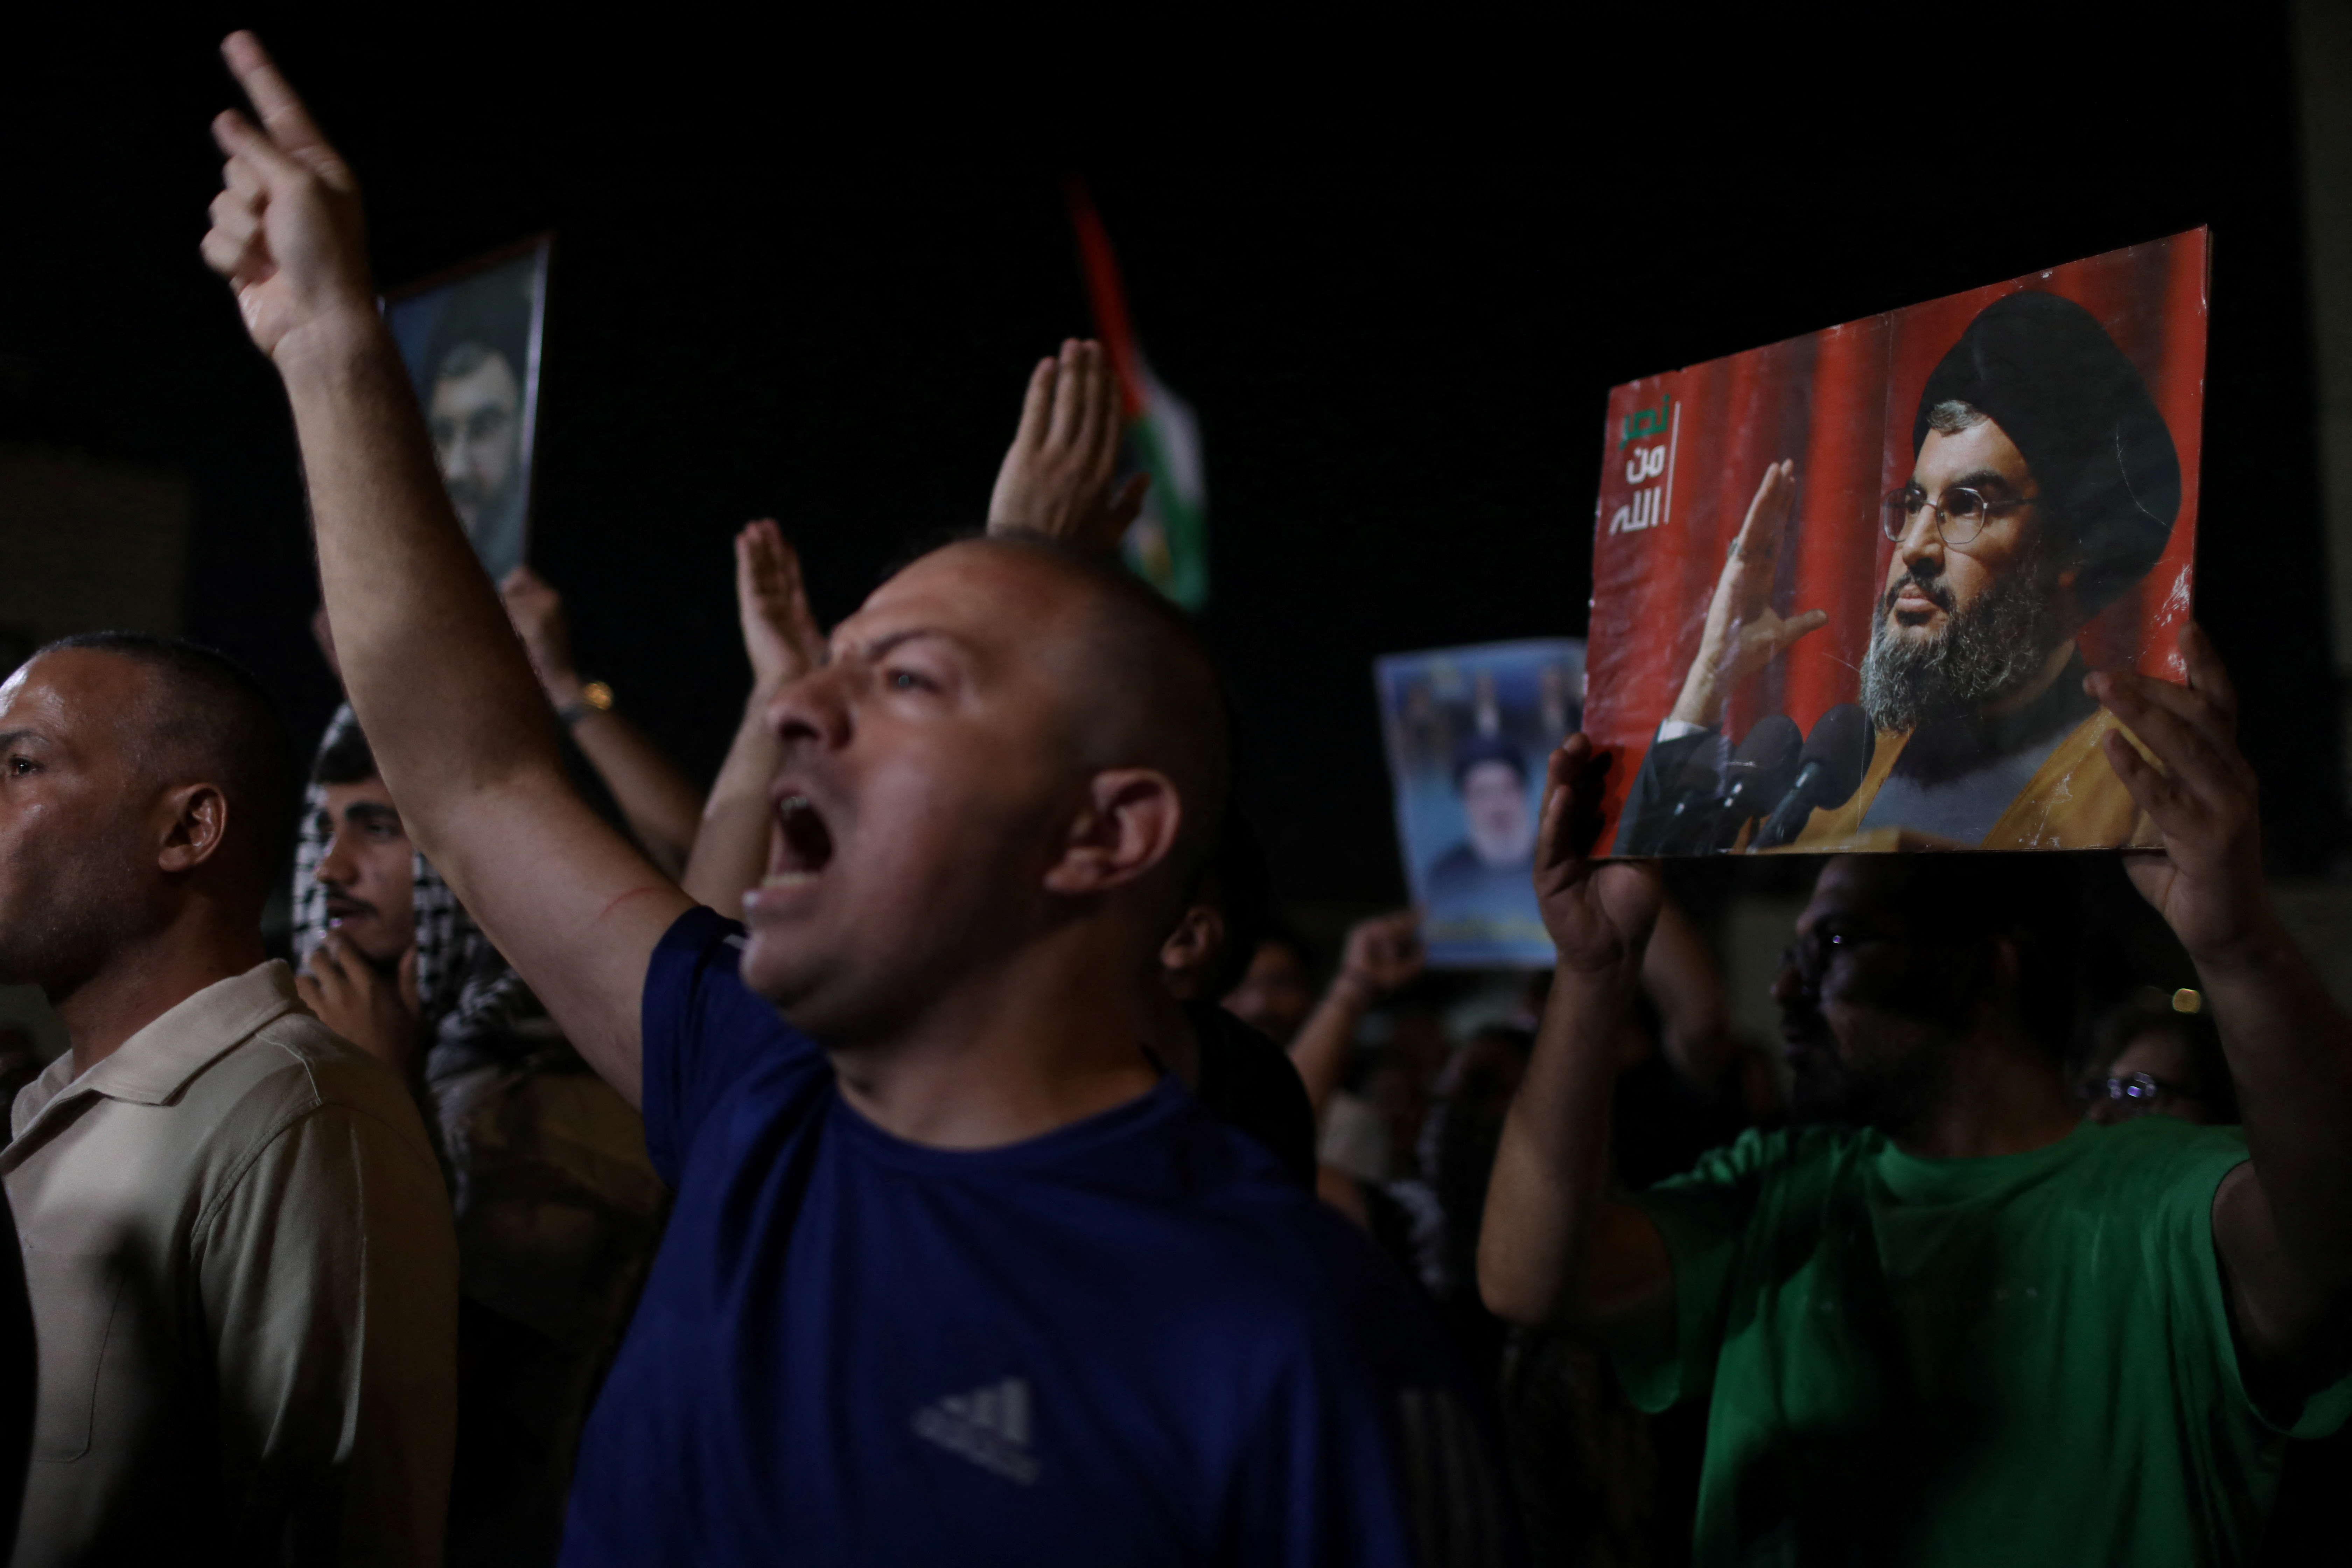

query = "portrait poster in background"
[[1584, 229, 2206, 858], [1376, 639, 1585, 967], [383, 235, 551, 582]]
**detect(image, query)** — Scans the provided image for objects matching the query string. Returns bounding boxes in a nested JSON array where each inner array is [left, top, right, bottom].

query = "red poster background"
[[1583, 229, 2207, 847]]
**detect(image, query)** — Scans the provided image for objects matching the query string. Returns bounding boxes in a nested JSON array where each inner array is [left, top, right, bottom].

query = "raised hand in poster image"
[[1617, 462, 1827, 854]]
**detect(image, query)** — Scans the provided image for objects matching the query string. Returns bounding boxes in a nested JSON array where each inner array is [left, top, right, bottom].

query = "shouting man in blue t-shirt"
[[202, 33, 1512, 1567]]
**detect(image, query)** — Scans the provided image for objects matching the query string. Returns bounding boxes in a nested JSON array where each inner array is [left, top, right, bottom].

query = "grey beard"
[[1859, 556, 2068, 733]]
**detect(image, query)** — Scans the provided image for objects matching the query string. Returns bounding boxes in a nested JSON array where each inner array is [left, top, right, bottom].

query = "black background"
[[4, 9, 2334, 904]]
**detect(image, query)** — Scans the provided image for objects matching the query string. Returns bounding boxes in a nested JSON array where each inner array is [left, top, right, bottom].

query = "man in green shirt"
[[1480, 626, 2352, 1565]]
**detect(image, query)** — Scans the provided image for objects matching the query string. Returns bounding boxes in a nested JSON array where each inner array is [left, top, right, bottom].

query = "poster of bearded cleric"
[[383, 236, 551, 582], [1585, 229, 2206, 857], [1376, 639, 1586, 965]]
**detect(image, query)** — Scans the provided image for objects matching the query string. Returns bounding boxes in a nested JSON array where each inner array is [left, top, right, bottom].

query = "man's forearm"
[[1478, 962, 1644, 1328], [2202, 919, 2352, 1312], [680, 693, 785, 914], [1287, 982, 1372, 1117], [282, 317, 562, 845]]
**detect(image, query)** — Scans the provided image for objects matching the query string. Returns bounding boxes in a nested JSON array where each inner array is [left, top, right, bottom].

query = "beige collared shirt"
[[2, 961, 457, 1567]]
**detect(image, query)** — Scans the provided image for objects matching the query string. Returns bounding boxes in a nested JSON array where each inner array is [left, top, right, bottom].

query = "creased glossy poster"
[[1586, 230, 2206, 856]]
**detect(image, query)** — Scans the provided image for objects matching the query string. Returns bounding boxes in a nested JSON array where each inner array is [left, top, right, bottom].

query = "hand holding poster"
[[1376, 639, 1585, 967], [1584, 230, 2207, 855]]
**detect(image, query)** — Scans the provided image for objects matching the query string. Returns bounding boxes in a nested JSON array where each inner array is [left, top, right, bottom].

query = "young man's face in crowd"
[[0, 652, 166, 992], [1225, 940, 1316, 1046], [738, 544, 1124, 1042], [1460, 760, 1534, 869], [428, 349, 521, 536], [313, 777, 416, 965], [1771, 857, 1985, 1131]]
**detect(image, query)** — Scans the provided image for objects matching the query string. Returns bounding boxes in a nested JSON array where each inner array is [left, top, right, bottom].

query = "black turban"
[[1912, 290, 2180, 615], [1451, 734, 1527, 790], [426, 263, 537, 391]]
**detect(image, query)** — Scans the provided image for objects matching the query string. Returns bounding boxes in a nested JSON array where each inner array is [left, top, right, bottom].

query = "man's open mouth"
[[765, 794, 835, 887], [323, 895, 375, 924]]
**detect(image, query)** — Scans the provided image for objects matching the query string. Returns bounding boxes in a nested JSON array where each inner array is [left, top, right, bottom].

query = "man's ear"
[[1043, 768, 1184, 897], [156, 783, 230, 876], [1158, 904, 1226, 1000]]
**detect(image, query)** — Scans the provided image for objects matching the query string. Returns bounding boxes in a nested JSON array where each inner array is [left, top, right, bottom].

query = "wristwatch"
[[557, 680, 615, 728]]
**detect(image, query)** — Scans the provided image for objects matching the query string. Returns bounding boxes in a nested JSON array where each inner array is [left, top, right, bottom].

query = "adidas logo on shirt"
[[913, 1378, 1039, 1485]]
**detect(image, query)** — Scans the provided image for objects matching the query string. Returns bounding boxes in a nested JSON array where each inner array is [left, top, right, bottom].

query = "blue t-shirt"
[[560, 908, 1510, 1566]]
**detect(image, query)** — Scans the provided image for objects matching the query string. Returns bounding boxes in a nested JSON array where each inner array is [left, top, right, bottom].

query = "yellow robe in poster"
[[1783, 708, 2159, 853]]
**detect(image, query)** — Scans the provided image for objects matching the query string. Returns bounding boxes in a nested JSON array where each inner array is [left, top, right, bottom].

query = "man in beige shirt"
[[0, 633, 457, 1565]]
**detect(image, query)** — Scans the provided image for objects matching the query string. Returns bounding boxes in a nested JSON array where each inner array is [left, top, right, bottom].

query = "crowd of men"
[[0, 28, 2341, 1567]]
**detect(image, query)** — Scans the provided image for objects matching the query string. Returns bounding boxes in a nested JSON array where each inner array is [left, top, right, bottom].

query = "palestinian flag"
[[1067, 180, 1210, 610]]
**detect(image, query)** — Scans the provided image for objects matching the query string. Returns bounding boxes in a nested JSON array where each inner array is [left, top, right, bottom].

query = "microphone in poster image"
[[1758, 705, 1871, 849], [1618, 715, 1800, 855], [1705, 715, 1802, 851]]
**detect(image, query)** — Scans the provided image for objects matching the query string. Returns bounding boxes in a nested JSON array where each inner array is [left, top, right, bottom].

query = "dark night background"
[[4, 9, 2336, 904]]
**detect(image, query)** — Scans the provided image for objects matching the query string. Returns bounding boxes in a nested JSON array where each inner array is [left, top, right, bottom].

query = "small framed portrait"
[[1375, 639, 1586, 968], [1584, 229, 2207, 857], [383, 234, 551, 582]]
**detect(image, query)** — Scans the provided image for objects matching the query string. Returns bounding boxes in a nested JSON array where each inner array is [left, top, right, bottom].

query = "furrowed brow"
[[860, 628, 965, 661]]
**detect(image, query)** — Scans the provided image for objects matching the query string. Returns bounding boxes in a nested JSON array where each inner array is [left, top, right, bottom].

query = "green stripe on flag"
[[1121, 367, 1208, 610]]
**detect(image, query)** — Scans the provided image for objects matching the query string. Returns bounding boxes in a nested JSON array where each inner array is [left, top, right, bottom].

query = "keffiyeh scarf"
[[293, 704, 547, 1080]]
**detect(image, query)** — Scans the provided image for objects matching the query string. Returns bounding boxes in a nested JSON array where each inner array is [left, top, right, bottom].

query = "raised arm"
[[1478, 737, 1676, 1348], [681, 520, 825, 913], [502, 564, 706, 877], [2092, 624, 2352, 1390], [1287, 911, 1423, 1117], [202, 32, 687, 1104]]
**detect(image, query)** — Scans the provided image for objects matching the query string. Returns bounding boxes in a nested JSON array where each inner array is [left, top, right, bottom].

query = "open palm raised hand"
[[736, 519, 827, 693], [1533, 737, 1663, 976], [987, 340, 1149, 553], [1668, 461, 1829, 728], [200, 32, 376, 365]]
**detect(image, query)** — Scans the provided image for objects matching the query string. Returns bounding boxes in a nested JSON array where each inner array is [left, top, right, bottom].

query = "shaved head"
[[957, 533, 1232, 900], [740, 532, 1237, 1040], [26, 634, 293, 905]]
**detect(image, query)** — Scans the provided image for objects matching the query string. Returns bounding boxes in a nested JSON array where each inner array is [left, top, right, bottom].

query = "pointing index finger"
[[222, 31, 335, 164]]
